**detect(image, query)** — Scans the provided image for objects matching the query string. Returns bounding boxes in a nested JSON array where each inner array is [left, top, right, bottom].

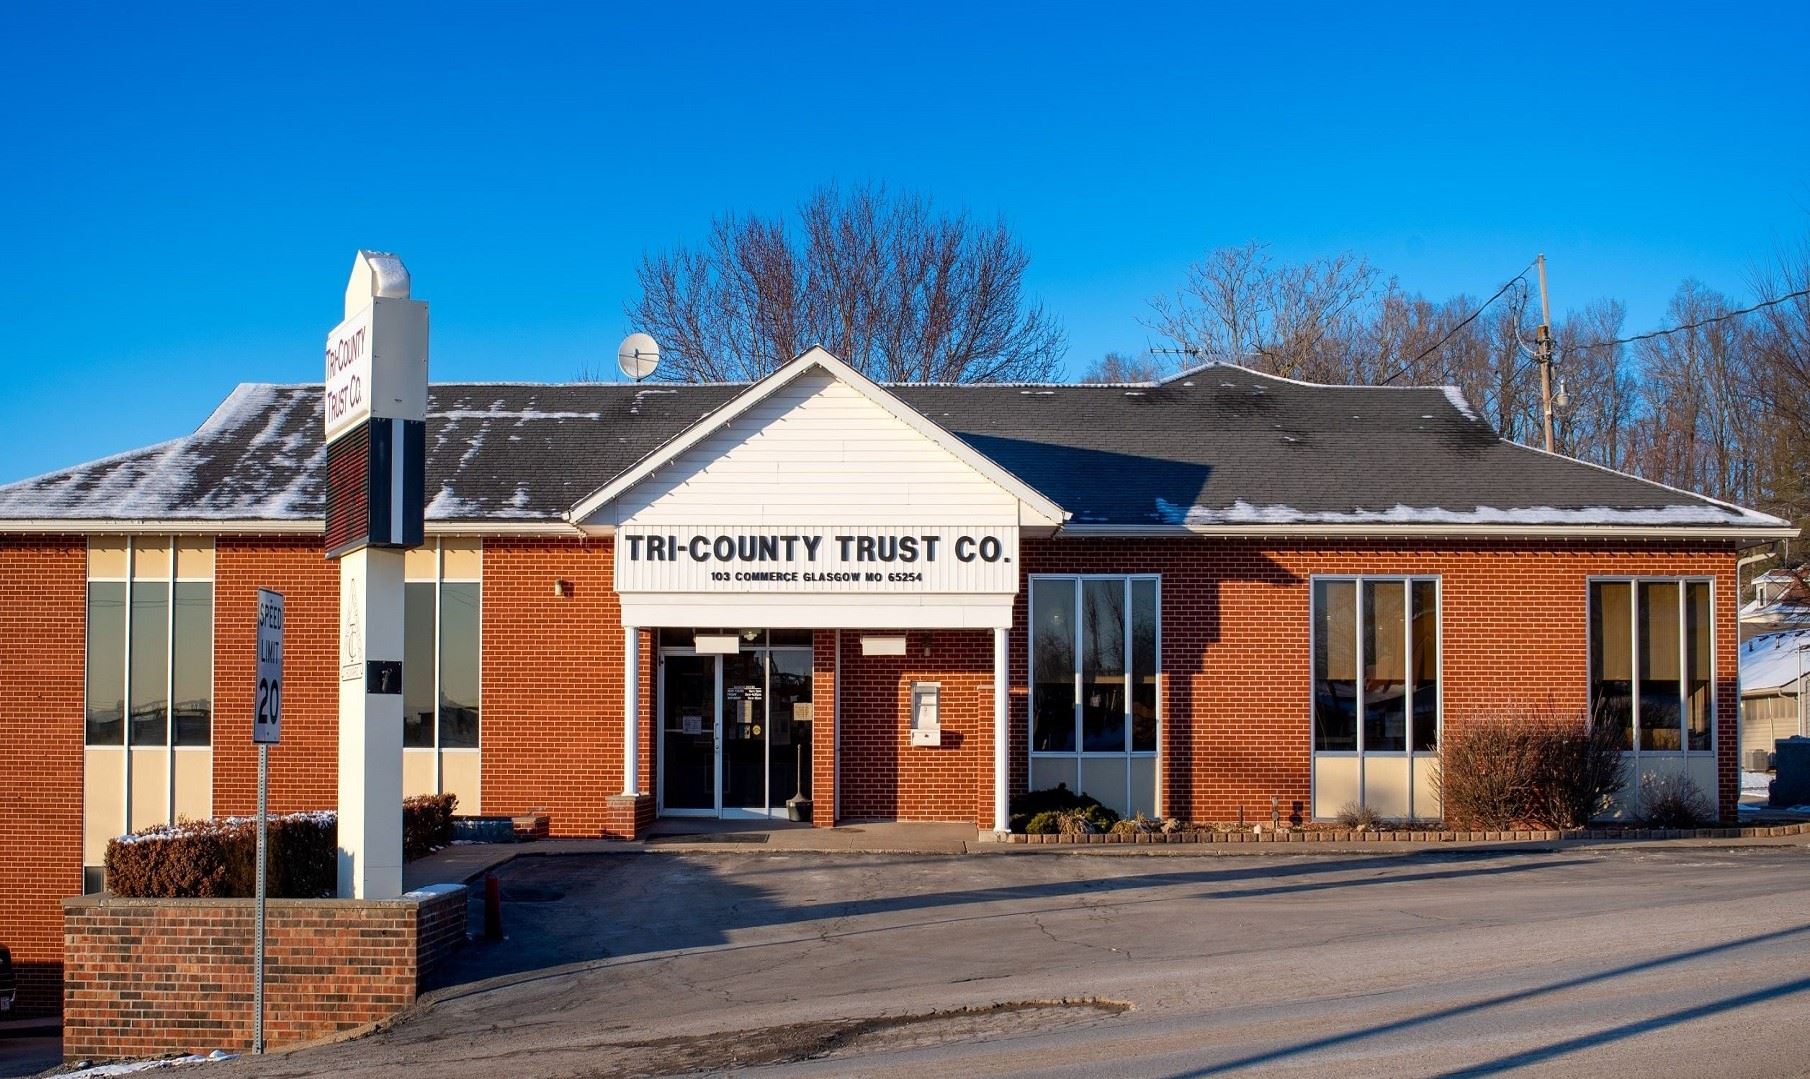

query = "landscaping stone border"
[[1004, 822, 1810, 845]]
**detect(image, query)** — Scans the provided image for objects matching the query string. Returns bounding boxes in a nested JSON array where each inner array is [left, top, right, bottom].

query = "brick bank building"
[[0, 345, 1791, 1012]]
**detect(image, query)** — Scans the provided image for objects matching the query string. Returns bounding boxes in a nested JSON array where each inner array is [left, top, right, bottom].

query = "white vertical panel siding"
[[613, 371, 1023, 527]]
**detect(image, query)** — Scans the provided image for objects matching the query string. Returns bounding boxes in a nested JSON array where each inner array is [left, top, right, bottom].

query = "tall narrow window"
[[1028, 575, 1160, 818], [86, 582, 126, 746], [1313, 580, 1358, 752], [172, 582, 212, 746], [403, 582, 437, 749], [1638, 582, 1682, 751], [1685, 582, 1712, 752], [1590, 581, 1634, 748], [129, 581, 169, 746], [1410, 580, 1439, 753], [1031, 578, 1076, 753], [439, 581, 481, 749], [1363, 580, 1407, 753], [1080, 579, 1126, 752]]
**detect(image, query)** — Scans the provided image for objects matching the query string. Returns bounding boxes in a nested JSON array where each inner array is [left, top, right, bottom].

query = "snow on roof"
[[1154, 498, 1784, 529], [1742, 630, 1810, 695]]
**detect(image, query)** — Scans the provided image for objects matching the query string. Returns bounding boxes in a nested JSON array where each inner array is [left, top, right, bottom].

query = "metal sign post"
[[253, 589, 284, 1055]]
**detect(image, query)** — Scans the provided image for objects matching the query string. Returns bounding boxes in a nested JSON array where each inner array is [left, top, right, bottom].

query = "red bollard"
[[484, 873, 503, 940]]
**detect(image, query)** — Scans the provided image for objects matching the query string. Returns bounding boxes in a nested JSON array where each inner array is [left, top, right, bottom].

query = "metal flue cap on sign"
[[324, 251, 429, 443]]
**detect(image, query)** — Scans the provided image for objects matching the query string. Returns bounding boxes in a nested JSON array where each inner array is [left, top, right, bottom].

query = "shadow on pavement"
[[438, 849, 1580, 989], [1177, 922, 1810, 1077]]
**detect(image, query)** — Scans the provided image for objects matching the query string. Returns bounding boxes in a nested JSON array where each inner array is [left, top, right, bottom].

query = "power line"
[[1563, 286, 1810, 354], [1379, 258, 1538, 385]]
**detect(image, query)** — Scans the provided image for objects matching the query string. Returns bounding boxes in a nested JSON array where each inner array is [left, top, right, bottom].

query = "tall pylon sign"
[[324, 251, 427, 899]]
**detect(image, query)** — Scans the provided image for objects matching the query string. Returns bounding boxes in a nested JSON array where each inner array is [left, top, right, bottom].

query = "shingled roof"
[[0, 363, 1788, 536]]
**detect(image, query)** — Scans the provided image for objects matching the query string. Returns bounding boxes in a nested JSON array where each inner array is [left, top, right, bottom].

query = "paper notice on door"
[[681, 714, 703, 735]]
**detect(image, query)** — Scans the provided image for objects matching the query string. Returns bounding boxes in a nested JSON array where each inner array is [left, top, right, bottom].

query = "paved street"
[[210, 845, 1809, 1078]]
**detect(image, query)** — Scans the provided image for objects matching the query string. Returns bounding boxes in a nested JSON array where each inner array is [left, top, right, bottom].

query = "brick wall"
[[835, 629, 997, 825], [479, 536, 653, 837], [214, 536, 342, 815], [1014, 537, 1743, 823], [0, 536, 85, 1015], [62, 885, 466, 1060]]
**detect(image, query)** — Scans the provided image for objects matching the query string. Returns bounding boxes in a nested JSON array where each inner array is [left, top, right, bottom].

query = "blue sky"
[[2, 2, 1807, 483]]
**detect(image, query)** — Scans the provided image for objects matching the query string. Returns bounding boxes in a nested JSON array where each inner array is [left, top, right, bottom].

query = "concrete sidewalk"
[[401, 819, 1810, 890]]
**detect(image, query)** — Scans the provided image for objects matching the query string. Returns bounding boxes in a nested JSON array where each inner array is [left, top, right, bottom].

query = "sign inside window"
[[615, 525, 1018, 594]]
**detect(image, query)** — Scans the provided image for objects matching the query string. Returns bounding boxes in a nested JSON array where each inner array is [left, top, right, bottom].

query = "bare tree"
[[627, 185, 1065, 383], [1080, 350, 1165, 382], [1145, 241, 1381, 380]]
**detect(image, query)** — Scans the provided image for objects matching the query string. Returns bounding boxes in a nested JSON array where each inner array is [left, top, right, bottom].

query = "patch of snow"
[[58, 1052, 235, 1077], [1153, 497, 1777, 529], [1442, 386, 1479, 422], [425, 483, 483, 519], [1742, 771, 1775, 794], [429, 409, 601, 421]]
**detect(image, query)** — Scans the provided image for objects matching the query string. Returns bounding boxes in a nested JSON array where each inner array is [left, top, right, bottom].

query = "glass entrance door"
[[658, 638, 814, 819], [660, 654, 718, 814]]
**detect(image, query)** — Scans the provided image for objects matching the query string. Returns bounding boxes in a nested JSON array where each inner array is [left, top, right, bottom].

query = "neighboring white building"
[[1740, 628, 1810, 766], [1740, 569, 1810, 640]]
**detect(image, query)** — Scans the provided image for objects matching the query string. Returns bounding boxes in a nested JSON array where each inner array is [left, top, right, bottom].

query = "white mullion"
[[1677, 582, 1689, 753], [433, 539, 445, 794], [1630, 581, 1642, 765], [1073, 577, 1083, 765], [1355, 579, 1366, 808], [120, 536, 135, 841], [165, 538, 176, 825], [1403, 579, 1414, 820]]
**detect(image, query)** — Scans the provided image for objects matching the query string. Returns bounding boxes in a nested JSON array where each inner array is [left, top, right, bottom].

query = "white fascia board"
[[1057, 522, 1800, 542], [564, 346, 1069, 527]]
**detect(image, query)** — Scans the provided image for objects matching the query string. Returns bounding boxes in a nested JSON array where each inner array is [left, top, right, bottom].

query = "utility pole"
[[1535, 254, 1556, 453]]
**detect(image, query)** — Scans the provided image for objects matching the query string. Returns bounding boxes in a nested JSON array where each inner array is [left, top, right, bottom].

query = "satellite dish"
[[617, 333, 661, 381]]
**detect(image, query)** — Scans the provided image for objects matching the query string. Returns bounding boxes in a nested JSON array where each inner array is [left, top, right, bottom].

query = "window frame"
[[1585, 575, 1717, 759], [405, 539, 484, 763], [83, 536, 215, 890], [1308, 574, 1444, 822], [1026, 573, 1162, 815]]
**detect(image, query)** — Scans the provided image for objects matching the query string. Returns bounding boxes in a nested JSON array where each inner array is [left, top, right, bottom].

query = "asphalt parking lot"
[[194, 844, 1810, 1077]]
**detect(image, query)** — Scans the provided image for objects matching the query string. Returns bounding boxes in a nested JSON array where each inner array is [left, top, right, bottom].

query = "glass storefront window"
[[1029, 576, 1160, 818], [1591, 578, 1715, 756]]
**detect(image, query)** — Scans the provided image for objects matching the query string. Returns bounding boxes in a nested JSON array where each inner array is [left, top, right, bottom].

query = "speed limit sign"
[[254, 589, 284, 744]]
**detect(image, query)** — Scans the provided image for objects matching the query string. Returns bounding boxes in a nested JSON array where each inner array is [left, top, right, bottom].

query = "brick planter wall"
[[62, 885, 466, 1062]]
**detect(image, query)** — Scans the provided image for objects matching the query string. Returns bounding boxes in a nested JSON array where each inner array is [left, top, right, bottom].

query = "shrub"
[[1639, 773, 1712, 828], [1057, 809, 1100, 836], [1023, 810, 1065, 834], [404, 793, 458, 861], [1435, 709, 1625, 830], [1008, 784, 1119, 833], [1335, 803, 1383, 831], [106, 812, 336, 899]]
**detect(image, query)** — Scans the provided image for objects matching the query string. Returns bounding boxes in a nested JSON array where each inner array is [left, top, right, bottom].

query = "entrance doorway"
[[658, 630, 814, 818]]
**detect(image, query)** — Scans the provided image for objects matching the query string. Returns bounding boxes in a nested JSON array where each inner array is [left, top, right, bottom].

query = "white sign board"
[[323, 298, 430, 443], [614, 525, 1018, 594], [254, 589, 284, 744]]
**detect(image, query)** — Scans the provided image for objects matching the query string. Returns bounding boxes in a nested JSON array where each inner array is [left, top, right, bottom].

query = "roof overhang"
[[565, 346, 1069, 529], [0, 518, 583, 536]]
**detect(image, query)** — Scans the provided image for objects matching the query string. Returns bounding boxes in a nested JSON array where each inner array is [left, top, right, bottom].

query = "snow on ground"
[[56, 1051, 233, 1077], [1743, 770, 1774, 794]]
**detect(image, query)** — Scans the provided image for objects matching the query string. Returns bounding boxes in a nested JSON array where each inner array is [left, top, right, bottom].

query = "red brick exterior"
[[833, 629, 998, 826], [214, 537, 341, 815], [61, 886, 466, 1060], [478, 536, 652, 837], [1013, 538, 1744, 825], [0, 536, 85, 1015]]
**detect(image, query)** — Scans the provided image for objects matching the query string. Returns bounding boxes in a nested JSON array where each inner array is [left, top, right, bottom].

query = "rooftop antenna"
[[617, 332, 661, 383], [1150, 346, 1208, 368]]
